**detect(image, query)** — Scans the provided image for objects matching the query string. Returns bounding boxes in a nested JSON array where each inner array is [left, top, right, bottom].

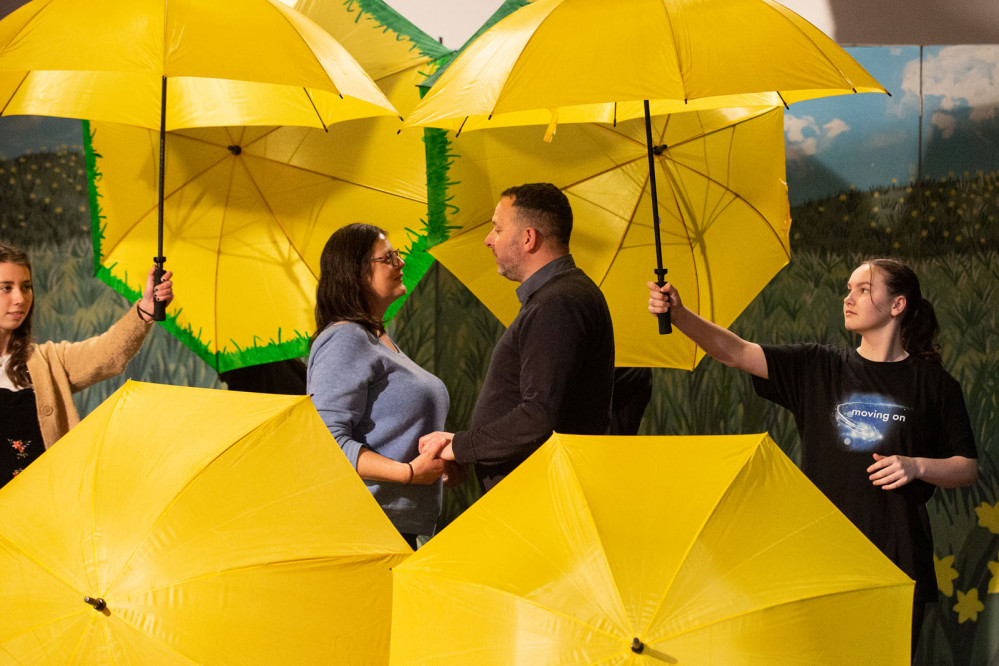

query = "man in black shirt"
[[420, 183, 615, 491]]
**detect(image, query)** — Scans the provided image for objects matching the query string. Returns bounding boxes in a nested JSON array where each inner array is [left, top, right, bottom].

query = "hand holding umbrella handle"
[[655, 272, 672, 335], [153, 257, 167, 322]]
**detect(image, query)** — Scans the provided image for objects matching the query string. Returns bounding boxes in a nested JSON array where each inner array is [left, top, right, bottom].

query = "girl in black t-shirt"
[[647, 257, 977, 657]]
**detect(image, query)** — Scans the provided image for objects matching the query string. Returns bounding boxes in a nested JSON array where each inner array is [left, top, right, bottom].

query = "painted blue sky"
[[785, 44, 999, 205]]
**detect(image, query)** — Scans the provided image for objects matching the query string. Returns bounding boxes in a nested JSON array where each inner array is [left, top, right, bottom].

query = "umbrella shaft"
[[643, 101, 666, 281]]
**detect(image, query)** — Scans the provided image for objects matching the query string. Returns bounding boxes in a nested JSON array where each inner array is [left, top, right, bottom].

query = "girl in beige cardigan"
[[0, 243, 173, 486]]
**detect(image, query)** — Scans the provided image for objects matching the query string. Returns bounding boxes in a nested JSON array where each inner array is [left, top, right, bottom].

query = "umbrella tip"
[[227, 145, 242, 156], [84, 596, 107, 611], [630, 638, 645, 654]]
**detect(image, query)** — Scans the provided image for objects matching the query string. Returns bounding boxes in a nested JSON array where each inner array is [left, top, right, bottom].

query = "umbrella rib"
[[89, 389, 124, 597], [93, 130, 239, 261], [267, 4, 344, 98], [99, 409, 305, 594], [658, 2, 690, 103], [117, 552, 406, 598], [598, 120, 674, 289], [638, 446, 754, 639], [643, 509, 911, 645], [400, 571, 626, 645], [178, 128, 425, 203], [0, 72, 29, 116], [235, 155, 315, 280], [302, 88, 328, 131], [755, 2, 862, 91], [668, 157, 790, 261]]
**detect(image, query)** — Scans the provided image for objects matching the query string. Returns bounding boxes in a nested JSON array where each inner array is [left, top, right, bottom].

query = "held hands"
[[419, 431, 455, 461], [401, 431, 459, 486], [647, 281, 683, 317], [868, 453, 919, 490], [407, 448, 448, 485], [137, 267, 174, 322]]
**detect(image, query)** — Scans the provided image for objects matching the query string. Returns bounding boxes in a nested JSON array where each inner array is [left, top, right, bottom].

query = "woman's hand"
[[647, 281, 683, 316], [868, 453, 919, 490], [137, 267, 174, 322], [408, 449, 447, 485]]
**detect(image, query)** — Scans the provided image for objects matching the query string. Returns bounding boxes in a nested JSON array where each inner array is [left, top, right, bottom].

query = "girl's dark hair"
[[866, 257, 941, 364], [312, 223, 386, 340], [0, 243, 33, 387]]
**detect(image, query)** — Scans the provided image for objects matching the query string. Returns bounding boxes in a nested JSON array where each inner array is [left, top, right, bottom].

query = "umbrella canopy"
[[403, 0, 888, 132], [429, 106, 790, 369], [85, 1, 451, 371], [0, 0, 400, 320], [0, 0, 398, 131], [391, 432, 914, 664], [404, 0, 886, 334], [0, 381, 410, 664]]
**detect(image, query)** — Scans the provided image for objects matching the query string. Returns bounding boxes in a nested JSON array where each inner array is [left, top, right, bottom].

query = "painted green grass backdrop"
[[2, 144, 997, 664]]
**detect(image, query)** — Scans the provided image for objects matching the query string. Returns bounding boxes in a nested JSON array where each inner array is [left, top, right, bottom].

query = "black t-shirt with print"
[[753, 343, 977, 603]]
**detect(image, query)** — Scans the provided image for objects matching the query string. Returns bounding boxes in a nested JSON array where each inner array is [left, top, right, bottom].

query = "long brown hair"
[[0, 243, 33, 387], [866, 257, 942, 364], [312, 223, 386, 341]]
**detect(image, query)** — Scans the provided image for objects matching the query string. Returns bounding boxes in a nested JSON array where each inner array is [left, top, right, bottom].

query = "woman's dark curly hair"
[[312, 223, 386, 340]]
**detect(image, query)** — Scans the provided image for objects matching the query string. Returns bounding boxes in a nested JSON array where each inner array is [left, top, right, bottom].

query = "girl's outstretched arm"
[[648, 281, 769, 379]]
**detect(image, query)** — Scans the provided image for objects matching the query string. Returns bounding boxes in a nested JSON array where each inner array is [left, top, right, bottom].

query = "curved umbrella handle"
[[153, 257, 167, 322]]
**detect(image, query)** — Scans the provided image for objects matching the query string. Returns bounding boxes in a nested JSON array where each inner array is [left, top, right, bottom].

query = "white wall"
[[386, 0, 999, 48]]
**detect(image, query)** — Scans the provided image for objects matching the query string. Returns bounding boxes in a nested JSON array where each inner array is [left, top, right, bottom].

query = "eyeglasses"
[[369, 249, 403, 268]]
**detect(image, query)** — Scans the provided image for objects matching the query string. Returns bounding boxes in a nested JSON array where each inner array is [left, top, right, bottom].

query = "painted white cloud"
[[784, 114, 818, 143], [785, 113, 849, 158], [932, 111, 957, 139], [900, 45, 999, 129], [823, 118, 850, 139]]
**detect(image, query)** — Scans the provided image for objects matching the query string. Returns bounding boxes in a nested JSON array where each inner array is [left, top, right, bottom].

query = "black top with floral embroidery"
[[1, 388, 44, 488]]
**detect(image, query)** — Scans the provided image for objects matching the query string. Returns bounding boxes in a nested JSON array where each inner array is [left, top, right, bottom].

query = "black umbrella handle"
[[655, 270, 672, 335], [153, 256, 167, 322]]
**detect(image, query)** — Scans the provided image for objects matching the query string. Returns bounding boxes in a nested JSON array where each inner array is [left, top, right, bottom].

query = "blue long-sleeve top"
[[307, 322, 449, 536]]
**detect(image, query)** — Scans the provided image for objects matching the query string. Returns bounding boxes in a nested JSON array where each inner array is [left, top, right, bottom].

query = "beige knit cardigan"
[[27, 307, 153, 448]]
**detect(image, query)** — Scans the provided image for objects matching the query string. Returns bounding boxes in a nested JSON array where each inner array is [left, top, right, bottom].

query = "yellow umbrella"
[[405, 0, 886, 333], [86, 2, 451, 371], [0, 0, 399, 320], [430, 106, 789, 369], [0, 381, 410, 664], [391, 432, 914, 664]]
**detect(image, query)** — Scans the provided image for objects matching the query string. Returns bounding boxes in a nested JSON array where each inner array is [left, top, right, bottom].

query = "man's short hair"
[[501, 183, 572, 246]]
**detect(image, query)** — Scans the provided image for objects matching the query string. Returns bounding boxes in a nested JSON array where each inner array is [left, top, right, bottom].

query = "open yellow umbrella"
[[391, 432, 914, 664], [0, 0, 399, 320], [429, 106, 789, 369], [0, 381, 410, 664], [405, 0, 887, 334], [86, 2, 451, 371]]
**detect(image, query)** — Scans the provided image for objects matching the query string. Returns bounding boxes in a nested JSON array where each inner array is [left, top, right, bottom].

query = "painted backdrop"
[[0, 1, 996, 663]]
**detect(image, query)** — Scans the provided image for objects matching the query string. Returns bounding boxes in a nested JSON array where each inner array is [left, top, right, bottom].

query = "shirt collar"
[[516, 254, 576, 304]]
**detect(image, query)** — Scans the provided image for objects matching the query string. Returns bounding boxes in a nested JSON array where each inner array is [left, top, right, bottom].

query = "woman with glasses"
[[307, 223, 452, 548]]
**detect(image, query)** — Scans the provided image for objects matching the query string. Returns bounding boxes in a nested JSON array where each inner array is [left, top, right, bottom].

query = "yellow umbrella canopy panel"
[[85, 0, 452, 372], [430, 106, 791, 369], [0, 381, 410, 665], [0, 0, 399, 130], [392, 432, 914, 664], [404, 0, 887, 132]]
